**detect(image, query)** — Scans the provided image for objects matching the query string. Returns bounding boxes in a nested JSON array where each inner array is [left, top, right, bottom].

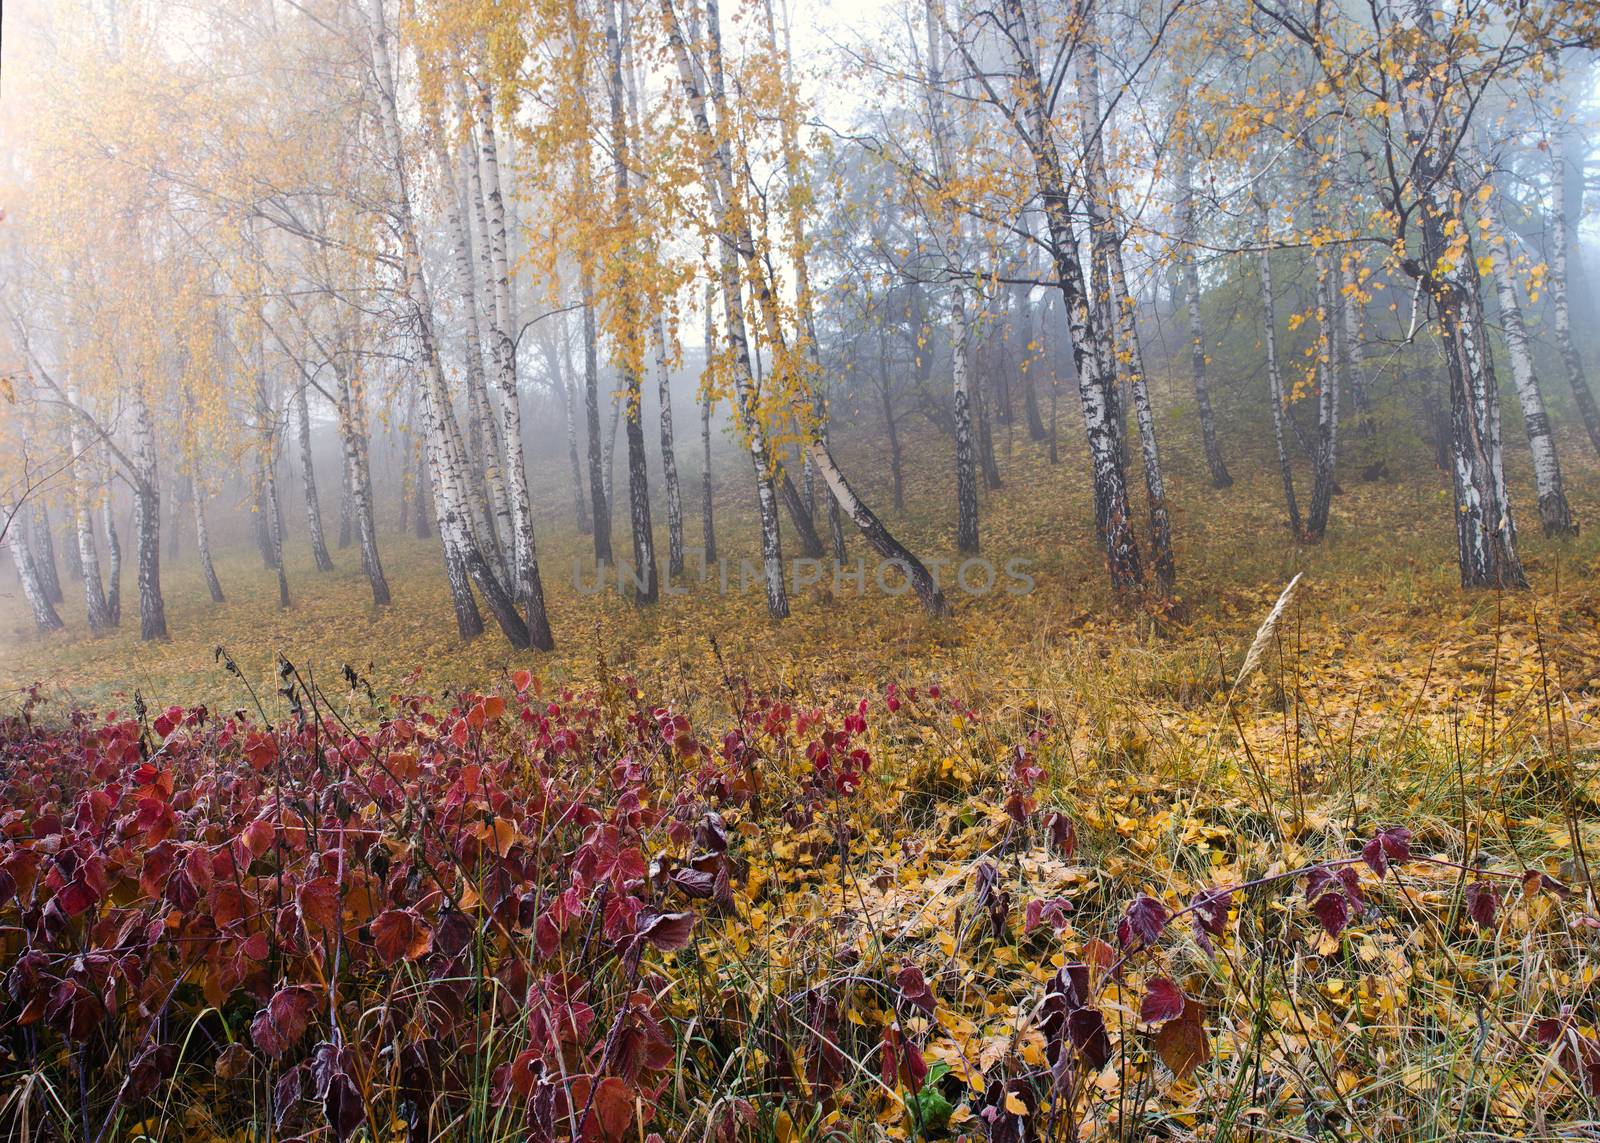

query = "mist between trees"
[[1, 0, 1598, 650]]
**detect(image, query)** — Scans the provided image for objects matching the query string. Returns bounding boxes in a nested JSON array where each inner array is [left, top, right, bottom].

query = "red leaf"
[[1312, 890, 1350, 938], [1154, 998, 1210, 1079], [1025, 896, 1073, 934], [244, 731, 277, 772], [895, 964, 936, 1014], [251, 986, 318, 1058], [1067, 1006, 1112, 1069], [1141, 977, 1186, 1024], [1361, 827, 1412, 877], [590, 1076, 635, 1142], [372, 908, 432, 964], [635, 909, 694, 951], [1117, 895, 1170, 948], [241, 819, 275, 859], [1043, 810, 1077, 856], [1465, 880, 1499, 927], [297, 876, 340, 935]]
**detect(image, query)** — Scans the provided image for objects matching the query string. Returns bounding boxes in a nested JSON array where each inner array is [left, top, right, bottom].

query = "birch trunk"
[[545, 327, 592, 534], [472, 85, 554, 646], [452, 131, 513, 565], [603, 390, 620, 516], [700, 287, 718, 565], [618, 3, 683, 581], [1483, 195, 1575, 535], [192, 467, 225, 604], [925, 0, 980, 555], [66, 388, 113, 630], [295, 379, 334, 572], [1304, 231, 1338, 542], [1341, 259, 1373, 437], [877, 334, 906, 512], [334, 347, 390, 605], [581, 274, 614, 565], [129, 388, 168, 639], [1552, 118, 1600, 457], [366, 0, 531, 646], [4, 509, 64, 632], [100, 450, 121, 626], [658, 0, 788, 615], [1020, 290, 1048, 441], [337, 476, 353, 549], [652, 320, 685, 579], [1178, 151, 1232, 488], [1077, 6, 1174, 593], [1399, 36, 1524, 587], [996, 0, 1142, 591], [602, 0, 658, 605], [1253, 185, 1303, 537], [263, 444, 290, 608], [31, 505, 62, 604]]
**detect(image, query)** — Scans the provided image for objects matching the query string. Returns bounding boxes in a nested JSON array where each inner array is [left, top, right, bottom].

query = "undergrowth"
[[3, 581, 1599, 1142]]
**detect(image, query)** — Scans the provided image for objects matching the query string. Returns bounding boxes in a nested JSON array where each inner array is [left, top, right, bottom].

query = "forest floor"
[[5, 420, 1600, 1140]]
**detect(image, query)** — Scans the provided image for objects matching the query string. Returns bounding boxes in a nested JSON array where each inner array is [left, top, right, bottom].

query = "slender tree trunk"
[[397, 416, 412, 534], [1020, 291, 1048, 441], [263, 443, 290, 608], [761, 0, 845, 565], [603, 390, 621, 516], [1254, 184, 1303, 537], [31, 504, 62, 604], [192, 468, 225, 604], [997, 0, 1142, 592], [652, 320, 685, 579], [878, 335, 905, 512], [1076, 8, 1174, 593], [924, 0, 980, 555], [700, 289, 718, 565], [295, 380, 335, 572], [1342, 259, 1374, 437], [603, 0, 659, 605], [656, 0, 787, 614], [4, 510, 64, 632], [806, 440, 950, 616], [165, 478, 182, 563], [1304, 230, 1339, 542], [129, 389, 168, 640], [60, 506, 82, 582], [1399, 50, 1525, 587], [1483, 194, 1575, 536], [253, 314, 291, 609], [66, 391, 112, 630], [1178, 151, 1232, 488], [582, 273, 614, 565], [1552, 119, 1600, 457], [252, 467, 275, 568], [337, 474, 353, 549], [779, 468, 826, 557], [973, 344, 1002, 492], [454, 126, 513, 566], [421, 398, 484, 641], [335, 350, 390, 605], [668, 0, 943, 616], [472, 82, 555, 645], [550, 329, 592, 534], [367, 0, 530, 646], [101, 451, 122, 626]]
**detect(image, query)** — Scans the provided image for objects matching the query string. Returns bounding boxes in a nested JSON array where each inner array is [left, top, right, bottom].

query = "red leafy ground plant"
[[0, 672, 744, 1142]]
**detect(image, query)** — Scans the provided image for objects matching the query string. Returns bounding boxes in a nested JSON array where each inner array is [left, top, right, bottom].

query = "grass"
[[4, 402, 1600, 1140]]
